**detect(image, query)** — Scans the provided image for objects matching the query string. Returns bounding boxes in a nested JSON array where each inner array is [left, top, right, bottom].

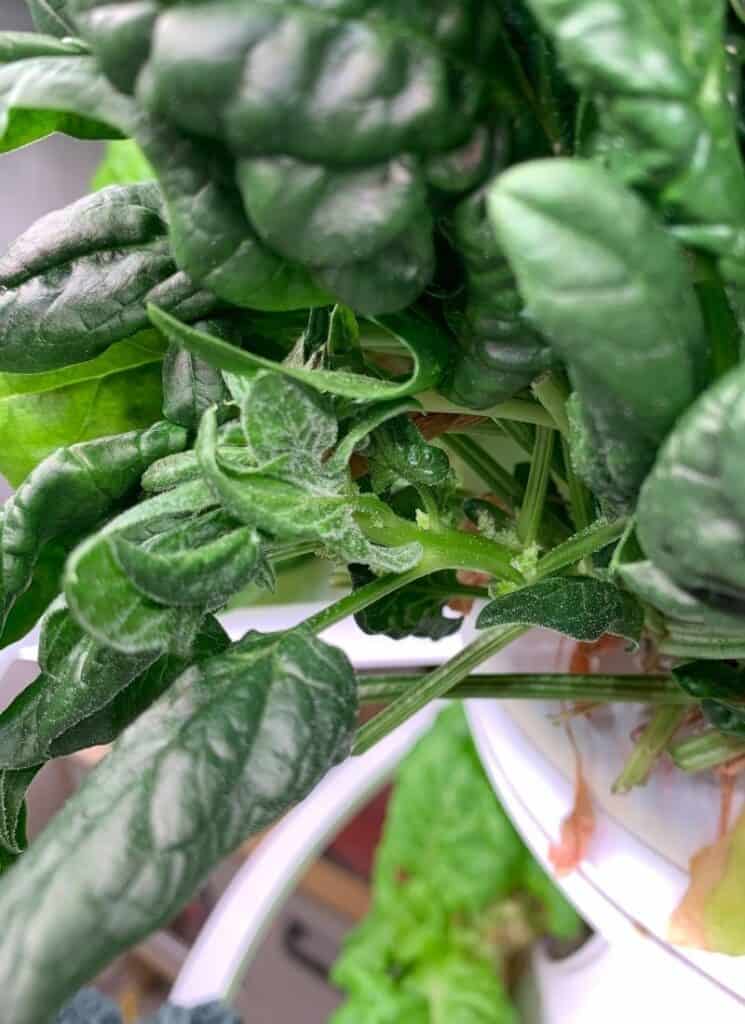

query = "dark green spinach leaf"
[[0, 39, 133, 152], [349, 565, 464, 641], [2, 420, 188, 631], [489, 158, 709, 511], [477, 576, 643, 645], [635, 360, 745, 615], [0, 629, 356, 1024], [0, 183, 217, 371]]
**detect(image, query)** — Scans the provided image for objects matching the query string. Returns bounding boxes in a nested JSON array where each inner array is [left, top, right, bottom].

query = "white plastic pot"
[[466, 626, 745, 1018]]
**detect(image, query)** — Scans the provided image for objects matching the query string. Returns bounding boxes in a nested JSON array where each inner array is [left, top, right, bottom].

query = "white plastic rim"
[[170, 705, 440, 1007]]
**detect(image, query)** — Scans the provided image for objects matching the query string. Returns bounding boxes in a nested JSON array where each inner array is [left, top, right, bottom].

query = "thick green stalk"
[[660, 633, 745, 659], [302, 564, 436, 635], [500, 419, 568, 489], [357, 672, 688, 705], [353, 625, 527, 754], [612, 706, 688, 793], [516, 426, 554, 546], [354, 496, 523, 583], [670, 731, 745, 773], [535, 518, 627, 579]]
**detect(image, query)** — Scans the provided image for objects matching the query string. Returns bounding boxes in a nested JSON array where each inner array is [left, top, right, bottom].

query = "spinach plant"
[[2, 2, 745, 1014]]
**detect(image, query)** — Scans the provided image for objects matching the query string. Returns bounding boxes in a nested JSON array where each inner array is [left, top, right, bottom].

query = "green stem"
[[517, 426, 554, 546], [418, 392, 555, 427], [612, 706, 688, 794], [670, 731, 745, 773], [357, 672, 688, 705], [732, 0, 745, 24], [268, 539, 319, 564], [353, 625, 527, 754], [443, 434, 569, 546], [443, 434, 523, 506], [415, 485, 441, 528], [301, 564, 432, 635], [500, 419, 568, 489], [697, 266, 740, 379], [532, 371, 571, 437], [660, 634, 745, 660], [355, 496, 523, 583], [534, 518, 627, 579], [561, 436, 592, 533]]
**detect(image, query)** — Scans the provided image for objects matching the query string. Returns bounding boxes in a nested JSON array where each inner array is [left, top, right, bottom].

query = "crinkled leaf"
[[0, 534, 70, 652], [0, 629, 356, 1024], [135, 119, 328, 312], [330, 982, 427, 1024], [134, 2, 489, 162], [367, 416, 452, 494], [349, 565, 463, 641], [236, 154, 427, 268], [0, 184, 217, 372], [0, 766, 38, 858], [0, 332, 168, 487], [477, 577, 643, 645], [312, 214, 436, 314], [64, 485, 259, 654], [0, 601, 157, 772], [333, 707, 574, 1024], [0, 48, 134, 153], [149, 306, 452, 401], [240, 372, 337, 482], [49, 615, 230, 759], [196, 405, 421, 575], [489, 158, 708, 511], [162, 341, 230, 431], [443, 181, 554, 409], [111, 510, 262, 609], [91, 139, 155, 190], [1, 420, 188, 630]]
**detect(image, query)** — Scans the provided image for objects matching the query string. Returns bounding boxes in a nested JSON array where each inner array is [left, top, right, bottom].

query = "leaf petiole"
[[516, 426, 554, 546], [612, 706, 688, 794], [357, 672, 687, 705], [353, 624, 527, 754], [670, 731, 745, 773]]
